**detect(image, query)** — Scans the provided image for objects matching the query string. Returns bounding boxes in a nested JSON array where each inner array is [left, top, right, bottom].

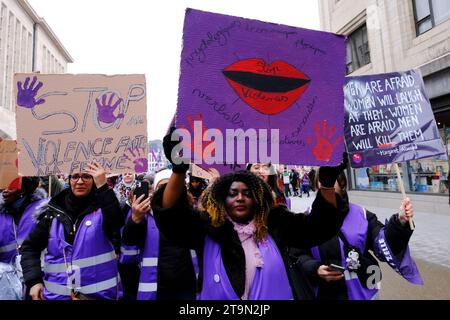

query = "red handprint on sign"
[[308, 120, 342, 162], [180, 113, 219, 163]]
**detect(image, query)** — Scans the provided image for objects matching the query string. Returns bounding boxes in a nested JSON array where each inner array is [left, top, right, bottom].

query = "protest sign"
[[190, 163, 218, 181], [0, 139, 21, 189], [176, 8, 346, 170], [344, 70, 446, 168], [15, 74, 148, 176]]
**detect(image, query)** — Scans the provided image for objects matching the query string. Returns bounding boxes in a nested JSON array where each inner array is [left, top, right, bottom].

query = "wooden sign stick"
[[393, 163, 415, 230], [48, 176, 52, 197]]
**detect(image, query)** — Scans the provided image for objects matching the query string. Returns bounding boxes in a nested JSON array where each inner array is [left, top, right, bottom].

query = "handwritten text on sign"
[[344, 70, 446, 167]]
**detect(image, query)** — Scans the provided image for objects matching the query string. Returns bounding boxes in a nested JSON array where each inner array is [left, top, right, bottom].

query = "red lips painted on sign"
[[223, 58, 310, 115]]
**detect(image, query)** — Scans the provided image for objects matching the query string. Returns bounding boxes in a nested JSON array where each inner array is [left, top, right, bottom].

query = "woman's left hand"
[[131, 194, 150, 223], [399, 197, 414, 225], [86, 160, 107, 188]]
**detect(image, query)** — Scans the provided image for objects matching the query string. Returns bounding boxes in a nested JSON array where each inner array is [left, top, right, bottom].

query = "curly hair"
[[199, 170, 275, 242]]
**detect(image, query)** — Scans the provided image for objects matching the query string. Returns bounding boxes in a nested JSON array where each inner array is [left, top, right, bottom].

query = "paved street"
[[289, 192, 316, 213], [289, 192, 450, 299]]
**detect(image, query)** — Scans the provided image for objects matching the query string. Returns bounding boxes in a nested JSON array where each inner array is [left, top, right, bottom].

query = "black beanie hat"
[[20, 177, 40, 194]]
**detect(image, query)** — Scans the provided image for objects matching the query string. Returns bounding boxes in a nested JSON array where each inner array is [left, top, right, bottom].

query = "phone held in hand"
[[134, 181, 149, 200], [329, 263, 345, 273]]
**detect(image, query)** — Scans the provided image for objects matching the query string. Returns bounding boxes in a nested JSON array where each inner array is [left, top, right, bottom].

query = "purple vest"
[[120, 210, 199, 300], [43, 209, 120, 300], [0, 199, 46, 264], [199, 235, 293, 300], [119, 210, 141, 266], [311, 203, 379, 300], [312, 203, 423, 300], [137, 213, 159, 300]]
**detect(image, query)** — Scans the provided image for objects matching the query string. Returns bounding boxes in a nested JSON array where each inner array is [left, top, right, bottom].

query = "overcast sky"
[[27, 0, 321, 140]]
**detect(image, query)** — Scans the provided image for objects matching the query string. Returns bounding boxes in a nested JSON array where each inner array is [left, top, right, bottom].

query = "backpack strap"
[[337, 230, 352, 250]]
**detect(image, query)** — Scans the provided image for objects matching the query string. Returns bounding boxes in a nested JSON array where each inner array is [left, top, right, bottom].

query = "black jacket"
[[151, 184, 348, 299], [297, 208, 413, 300], [0, 188, 47, 225], [20, 184, 123, 289], [122, 202, 198, 299]]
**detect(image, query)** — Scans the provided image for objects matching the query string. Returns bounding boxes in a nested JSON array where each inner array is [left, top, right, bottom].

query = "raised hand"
[[95, 93, 124, 124], [399, 197, 414, 225], [17, 76, 46, 109], [318, 152, 349, 188], [207, 168, 220, 184], [85, 159, 107, 188], [131, 194, 150, 224], [163, 127, 189, 174], [309, 120, 343, 162]]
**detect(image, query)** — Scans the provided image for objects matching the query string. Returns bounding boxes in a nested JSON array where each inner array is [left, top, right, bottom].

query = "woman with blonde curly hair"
[[150, 129, 349, 300]]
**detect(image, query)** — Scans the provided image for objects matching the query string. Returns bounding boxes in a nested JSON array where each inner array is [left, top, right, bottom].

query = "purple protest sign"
[[344, 70, 447, 168], [175, 8, 346, 171]]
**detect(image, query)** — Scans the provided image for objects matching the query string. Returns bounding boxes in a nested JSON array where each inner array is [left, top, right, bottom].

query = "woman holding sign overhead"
[[150, 128, 348, 300], [20, 160, 123, 300], [296, 169, 423, 300]]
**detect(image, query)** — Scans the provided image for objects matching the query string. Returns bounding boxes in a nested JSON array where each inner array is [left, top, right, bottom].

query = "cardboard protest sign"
[[190, 163, 220, 181], [344, 70, 447, 168], [190, 164, 212, 180], [15, 74, 148, 176], [0, 139, 21, 190], [176, 9, 346, 170]]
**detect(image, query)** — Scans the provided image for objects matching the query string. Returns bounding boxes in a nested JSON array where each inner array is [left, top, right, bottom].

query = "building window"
[[13, 18, 21, 74], [346, 24, 370, 74], [5, 11, 15, 111], [51, 54, 55, 73], [27, 32, 32, 71], [21, 26, 27, 72], [352, 158, 449, 194], [413, 0, 450, 35]]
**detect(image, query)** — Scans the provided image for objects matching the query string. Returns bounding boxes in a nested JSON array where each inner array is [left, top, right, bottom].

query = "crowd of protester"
[[0, 131, 422, 300]]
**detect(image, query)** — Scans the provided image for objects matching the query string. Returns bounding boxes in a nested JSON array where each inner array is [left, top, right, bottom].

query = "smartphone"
[[134, 181, 149, 201], [329, 263, 345, 273]]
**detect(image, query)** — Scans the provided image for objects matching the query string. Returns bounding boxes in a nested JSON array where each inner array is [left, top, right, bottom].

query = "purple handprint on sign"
[[17, 76, 46, 109], [123, 147, 148, 173], [95, 93, 125, 124]]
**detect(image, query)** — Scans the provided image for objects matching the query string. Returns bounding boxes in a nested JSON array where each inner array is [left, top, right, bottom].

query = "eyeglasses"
[[71, 174, 93, 182]]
